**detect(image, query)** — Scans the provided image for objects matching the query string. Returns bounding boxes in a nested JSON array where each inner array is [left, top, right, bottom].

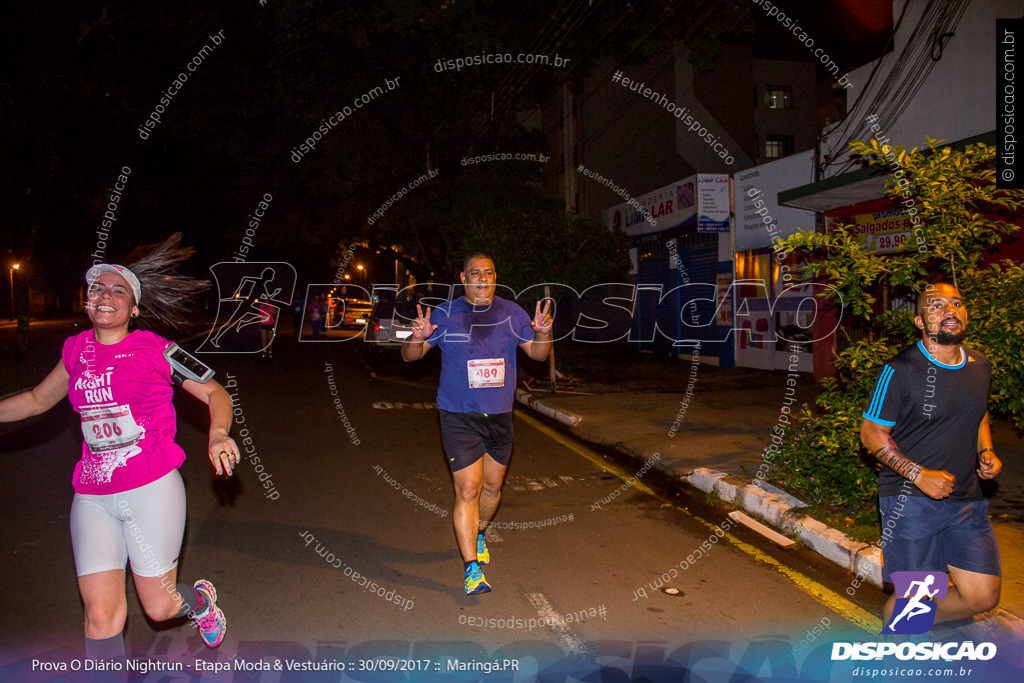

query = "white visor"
[[86, 264, 142, 304]]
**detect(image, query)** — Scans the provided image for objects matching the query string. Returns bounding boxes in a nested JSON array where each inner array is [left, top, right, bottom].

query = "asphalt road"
[[1, 324, 886, 680]]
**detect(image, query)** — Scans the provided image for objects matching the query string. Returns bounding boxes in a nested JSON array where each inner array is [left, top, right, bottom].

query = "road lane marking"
[[515, 409, 883, 634], [524, 592, 588, 658]]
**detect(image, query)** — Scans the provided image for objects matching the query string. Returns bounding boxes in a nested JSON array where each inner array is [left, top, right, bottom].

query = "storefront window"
[[735, 250, 771, 298]]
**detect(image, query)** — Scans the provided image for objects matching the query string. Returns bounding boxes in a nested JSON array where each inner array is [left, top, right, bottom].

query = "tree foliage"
[[461, 206, 630, 293], [769, 139, 1024, 511], [4, 1, 751, 305]]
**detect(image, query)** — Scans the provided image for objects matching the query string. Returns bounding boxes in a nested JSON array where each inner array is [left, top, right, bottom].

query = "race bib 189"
[[467, 358, 505, 388]]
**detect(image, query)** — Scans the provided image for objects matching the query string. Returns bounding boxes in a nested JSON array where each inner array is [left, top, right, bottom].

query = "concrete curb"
[[516, 391, 1024, 630], [515, 389, 583, 427], [516, 391, 1024, 623], [515, 391, 884, 587], [684, 466, 885, 588]]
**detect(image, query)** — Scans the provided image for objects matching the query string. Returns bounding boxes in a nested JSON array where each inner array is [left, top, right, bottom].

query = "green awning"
[[777, 130, 997, 213]]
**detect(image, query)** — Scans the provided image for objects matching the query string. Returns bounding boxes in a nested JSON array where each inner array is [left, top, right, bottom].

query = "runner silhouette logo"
[[882, 571, 949, 635], [198, 262, 297, 354]]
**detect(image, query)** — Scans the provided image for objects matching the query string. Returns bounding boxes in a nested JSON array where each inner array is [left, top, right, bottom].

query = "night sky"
[[2, 0, 892, 304]]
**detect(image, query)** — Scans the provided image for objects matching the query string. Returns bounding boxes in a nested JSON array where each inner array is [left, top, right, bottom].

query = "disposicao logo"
[[883, 570, 948, 635], [831, 571, 997, 663], [831, 641, 996, 662]]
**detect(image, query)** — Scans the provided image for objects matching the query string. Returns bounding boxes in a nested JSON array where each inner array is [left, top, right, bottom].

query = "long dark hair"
[[127, 233, 209, 329]]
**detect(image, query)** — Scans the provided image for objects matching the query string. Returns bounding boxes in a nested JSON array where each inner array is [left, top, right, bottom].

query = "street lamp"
[[9, 263, 19, 320], [356, 264, 365, 288]]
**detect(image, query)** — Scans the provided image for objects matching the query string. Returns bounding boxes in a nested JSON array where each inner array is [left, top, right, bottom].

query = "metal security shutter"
[[635, 233, 718, 357]]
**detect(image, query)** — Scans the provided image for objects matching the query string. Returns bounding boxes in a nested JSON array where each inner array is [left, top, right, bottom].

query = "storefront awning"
[[778, 166, 887, 214], [777, 131, 997, 214]]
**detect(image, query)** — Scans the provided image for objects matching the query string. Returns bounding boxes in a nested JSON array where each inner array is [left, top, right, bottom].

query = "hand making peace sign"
[[531, 299, 554, 336]]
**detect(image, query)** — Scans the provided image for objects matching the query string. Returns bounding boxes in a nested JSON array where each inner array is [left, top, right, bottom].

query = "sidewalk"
[[516, 342, 1024, 631]]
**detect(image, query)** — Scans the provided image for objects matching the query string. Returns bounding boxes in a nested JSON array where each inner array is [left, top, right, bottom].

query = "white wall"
[[829, 0, 1016, 174]]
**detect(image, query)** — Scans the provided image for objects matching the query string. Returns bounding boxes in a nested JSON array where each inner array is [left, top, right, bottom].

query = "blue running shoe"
[[476, 533, 490, 565], [464, 563, 491, 595]]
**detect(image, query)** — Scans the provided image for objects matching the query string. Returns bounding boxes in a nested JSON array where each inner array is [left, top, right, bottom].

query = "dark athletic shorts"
[[879, 495, 1001, 583], [438, 409, 514, 472]]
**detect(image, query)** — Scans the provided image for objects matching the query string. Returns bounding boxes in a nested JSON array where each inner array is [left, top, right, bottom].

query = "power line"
[[822, 0, 970, 176]]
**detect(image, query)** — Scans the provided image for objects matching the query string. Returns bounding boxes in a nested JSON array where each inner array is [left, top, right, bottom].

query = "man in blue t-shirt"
[[402, 253, 552, 594], [861, 282, 1001, 629]]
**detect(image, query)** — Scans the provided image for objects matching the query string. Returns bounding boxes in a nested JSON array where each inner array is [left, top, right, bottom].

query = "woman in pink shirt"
[[0, 236, 236, 662]]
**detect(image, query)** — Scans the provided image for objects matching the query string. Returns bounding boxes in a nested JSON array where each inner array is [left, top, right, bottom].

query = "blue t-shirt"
[[426, 295, 535, 414]]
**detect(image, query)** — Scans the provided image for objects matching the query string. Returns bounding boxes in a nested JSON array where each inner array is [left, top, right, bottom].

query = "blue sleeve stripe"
[[870, 365, 895, 416], [861, 412, 896, 427], [865, 365, 894, 420]]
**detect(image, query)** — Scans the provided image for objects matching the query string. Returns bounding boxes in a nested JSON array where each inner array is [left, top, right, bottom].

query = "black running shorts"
[[438, 409, 514, 472]]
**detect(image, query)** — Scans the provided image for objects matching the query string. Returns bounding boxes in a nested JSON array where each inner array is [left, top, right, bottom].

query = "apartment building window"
[[765, 135, 794, 159], [764, 86, 792, 109]]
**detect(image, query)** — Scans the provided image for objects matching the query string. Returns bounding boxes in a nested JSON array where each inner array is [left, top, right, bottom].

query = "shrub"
[[767, 139, 1023, 512]]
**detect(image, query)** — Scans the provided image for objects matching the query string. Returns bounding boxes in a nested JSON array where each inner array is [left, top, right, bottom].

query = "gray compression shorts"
[[70, 469, 186, 578]]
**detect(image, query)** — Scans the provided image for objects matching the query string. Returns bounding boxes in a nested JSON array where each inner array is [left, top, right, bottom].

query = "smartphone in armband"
[[164, 343, 215, 385]]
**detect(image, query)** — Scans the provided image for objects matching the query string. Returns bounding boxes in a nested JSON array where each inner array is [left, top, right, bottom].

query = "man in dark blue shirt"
[[861, 282, 1001, 628], [402, 253, 552, 594]]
